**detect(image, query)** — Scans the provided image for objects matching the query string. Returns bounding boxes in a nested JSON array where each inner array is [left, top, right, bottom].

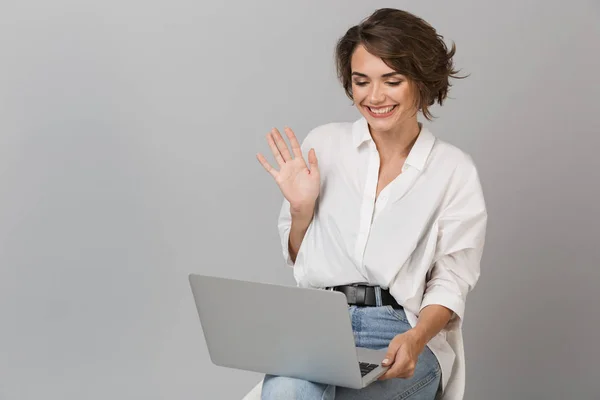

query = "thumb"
[[382, 343, 399, 366], [307, 148, 319, 171]]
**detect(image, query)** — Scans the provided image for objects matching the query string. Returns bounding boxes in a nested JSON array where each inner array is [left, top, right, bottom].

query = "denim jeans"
[[261, 303, 441, 400]]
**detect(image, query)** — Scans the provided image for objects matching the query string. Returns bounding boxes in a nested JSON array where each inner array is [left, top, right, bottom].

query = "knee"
[[261, 374, 331, 400], [261, 375, 304, 400]]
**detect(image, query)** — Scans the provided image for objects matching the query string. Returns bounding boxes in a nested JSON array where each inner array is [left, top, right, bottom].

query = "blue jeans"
[[261, 304, 441, 400]]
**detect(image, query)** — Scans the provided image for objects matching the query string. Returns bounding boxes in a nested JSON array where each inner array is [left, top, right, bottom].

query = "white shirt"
[[277, 117, 487, 400]]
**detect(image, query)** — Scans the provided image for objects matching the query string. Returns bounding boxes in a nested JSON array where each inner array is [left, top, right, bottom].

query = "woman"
[[256, 8, 487, 400]]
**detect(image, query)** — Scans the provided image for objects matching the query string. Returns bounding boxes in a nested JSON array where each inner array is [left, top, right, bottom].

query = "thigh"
[[261, 374, 336, 400], [334, 347, 441, 400], [337, 306, 441, 400], [352, 305, 414, 349]]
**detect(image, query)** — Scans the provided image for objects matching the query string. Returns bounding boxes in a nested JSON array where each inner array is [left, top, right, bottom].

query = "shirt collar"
[[351, 117, 372, 148], [405, 124, 436, 171], [351, 117, 436, 171]]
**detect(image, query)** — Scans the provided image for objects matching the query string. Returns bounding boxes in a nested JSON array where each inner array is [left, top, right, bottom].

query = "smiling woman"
[[335, 8, 462, 123], [255, 7, 487, 400]]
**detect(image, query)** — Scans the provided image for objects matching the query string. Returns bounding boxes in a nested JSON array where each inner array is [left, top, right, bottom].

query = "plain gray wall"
[[1, 0, 598, 399]]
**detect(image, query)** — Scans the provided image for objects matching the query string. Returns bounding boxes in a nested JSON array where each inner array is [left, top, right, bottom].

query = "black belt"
[[326, 284, 402, 309]]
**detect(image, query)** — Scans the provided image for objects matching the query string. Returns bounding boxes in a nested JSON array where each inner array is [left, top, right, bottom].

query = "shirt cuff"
[[420, 288, 465, 331], [280, 226, 295, 268]]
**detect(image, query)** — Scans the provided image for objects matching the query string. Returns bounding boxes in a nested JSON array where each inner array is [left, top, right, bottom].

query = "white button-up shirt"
[[277, 117, 487, 400]]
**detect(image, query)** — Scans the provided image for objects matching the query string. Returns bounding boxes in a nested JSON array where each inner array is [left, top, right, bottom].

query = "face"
[[350, 45, 419, 133]]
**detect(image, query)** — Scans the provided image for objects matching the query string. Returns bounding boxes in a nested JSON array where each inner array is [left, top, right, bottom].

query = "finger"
[[387, 363, 405, 380], [266, 132, 285, 167], [378, 362, 401, 381], [307, 148, 319, 172], [256, 153, 279, 179], [271, 128, 292, 162], [378, 355, 406, 381], [284, 126, 303, 159], [378, 345, 399, 380], [378, 367, 396, 381], [378, 369, 392, 381], [389, 352, 416, 379], [382, 345, 399, 368]]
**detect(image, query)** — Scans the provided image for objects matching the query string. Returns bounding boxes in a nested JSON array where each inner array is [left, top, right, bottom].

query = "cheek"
[[395, 90, 417, 111], [393, 87, 411, 102], [351, 85, 365, 100]]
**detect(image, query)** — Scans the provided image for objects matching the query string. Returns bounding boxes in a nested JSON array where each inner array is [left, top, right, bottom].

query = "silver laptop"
[[188, 274, 390, 389]]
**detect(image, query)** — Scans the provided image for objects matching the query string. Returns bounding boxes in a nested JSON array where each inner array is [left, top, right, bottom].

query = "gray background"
[[1, 0, 598, 399]]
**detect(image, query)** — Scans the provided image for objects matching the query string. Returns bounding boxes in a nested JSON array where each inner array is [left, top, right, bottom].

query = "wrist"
[[407, 327, 429, 350], [290, 203, 315, 218]]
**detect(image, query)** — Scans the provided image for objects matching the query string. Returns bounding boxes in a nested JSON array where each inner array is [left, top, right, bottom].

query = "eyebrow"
[[351, 71, 402, 78]]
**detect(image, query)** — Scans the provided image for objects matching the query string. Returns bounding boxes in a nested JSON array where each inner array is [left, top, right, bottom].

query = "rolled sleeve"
[[277, 198, 295, 267], [421, 249, 480, 330], [421, 162, 487, 330]]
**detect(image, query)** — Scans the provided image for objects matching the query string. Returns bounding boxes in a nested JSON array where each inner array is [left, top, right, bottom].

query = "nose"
[[368, 82, 385, 104]]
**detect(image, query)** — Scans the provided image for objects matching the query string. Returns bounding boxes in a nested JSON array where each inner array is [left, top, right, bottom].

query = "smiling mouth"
[[365, 105, 397, 116]]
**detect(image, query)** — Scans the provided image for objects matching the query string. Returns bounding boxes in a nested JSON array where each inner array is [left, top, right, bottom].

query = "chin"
[[366, 116, 395, 129]]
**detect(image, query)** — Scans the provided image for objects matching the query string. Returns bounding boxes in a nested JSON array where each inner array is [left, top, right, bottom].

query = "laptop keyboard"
[[359, 362, 379, 377]]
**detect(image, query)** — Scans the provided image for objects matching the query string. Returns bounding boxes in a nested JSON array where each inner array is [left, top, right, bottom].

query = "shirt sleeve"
[[420, 162, 488, 331], [276, 129, 318, 267], [278, 198, 295, 267]]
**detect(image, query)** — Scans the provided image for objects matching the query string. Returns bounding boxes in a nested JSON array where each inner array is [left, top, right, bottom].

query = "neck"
[[368, 117, 421, 161]]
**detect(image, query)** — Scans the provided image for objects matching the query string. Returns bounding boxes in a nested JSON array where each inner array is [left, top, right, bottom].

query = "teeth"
[[369, 106, 395, 114]]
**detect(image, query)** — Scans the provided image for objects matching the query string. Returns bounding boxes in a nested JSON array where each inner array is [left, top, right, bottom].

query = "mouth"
[[365, 105, 397, 118]]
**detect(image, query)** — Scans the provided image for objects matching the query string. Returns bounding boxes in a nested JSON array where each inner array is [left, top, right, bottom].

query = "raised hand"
[[256, 127, 320, 213]]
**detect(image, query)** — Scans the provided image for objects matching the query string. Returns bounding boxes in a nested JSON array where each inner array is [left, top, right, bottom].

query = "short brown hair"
[[335, 8, 464, 120]]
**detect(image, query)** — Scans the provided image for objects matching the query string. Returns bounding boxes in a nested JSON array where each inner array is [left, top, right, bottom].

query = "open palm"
[[257, 127, 320, 211]]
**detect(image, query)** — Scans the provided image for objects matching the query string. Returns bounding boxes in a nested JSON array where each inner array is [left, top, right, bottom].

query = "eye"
[[386, 81, 402, 86], [354, 81, 369, 86]]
